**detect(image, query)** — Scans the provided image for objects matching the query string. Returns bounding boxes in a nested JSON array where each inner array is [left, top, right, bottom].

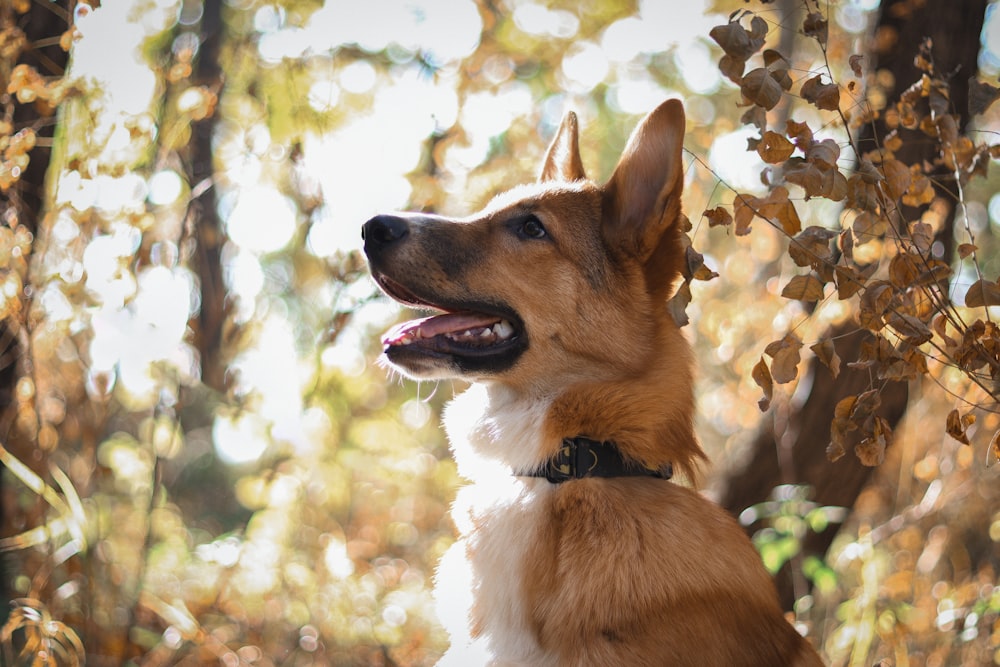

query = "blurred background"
[[1, 0, 999, 664]]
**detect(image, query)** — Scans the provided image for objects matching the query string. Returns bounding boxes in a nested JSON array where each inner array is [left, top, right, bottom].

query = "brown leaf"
[[685, 245, 718, 282], [788, 226, 837, 269], [752, 357, 773, 412], [851, 211, 886, 245], [909, 221, 934, 255], [781, 274, 825, 302], [757, 130, 795, 163], [839, 228, 854, 262], [800, 75, 840, 111], [965, 278, 1000, 307], [858, 280, 894, 332], [710, 16, 767, 62], [704, 206, 733, 228], [902, 171, 935, 207], [741, 105, 767, 131], [849, 54, 864, 77], [802, 12, 828, 46], [733, 194, 758, 236], [932, 314, 958, 348], [785, 119, 814, 149], [855, 417, 889, 466], [718, 54, 745, 83], [945, 408, 975, 445], [666, 280, 692, 328], [958, 243, 978, 259], [886, 312, 932, 345], [763, 49, 793, 91], [741, 67, 783, 110], [880, 158, 911, 200], [810, 339, 841, 378], [835, 262, 874, 300], [888, 253, 921, 289], [764, 333, 803, 384], [829, 395, 858, 462]]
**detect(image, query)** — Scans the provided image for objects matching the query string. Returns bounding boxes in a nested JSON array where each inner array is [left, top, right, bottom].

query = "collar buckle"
[[530, 437, 673, 484]]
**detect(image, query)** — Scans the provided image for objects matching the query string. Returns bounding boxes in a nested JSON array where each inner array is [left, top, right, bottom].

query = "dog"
[[362, 99, 824, 666]]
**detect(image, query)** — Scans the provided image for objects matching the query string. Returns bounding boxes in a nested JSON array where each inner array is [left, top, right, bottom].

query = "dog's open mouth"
[[383, 312, 518, 351], [374, 274, 526, 373]]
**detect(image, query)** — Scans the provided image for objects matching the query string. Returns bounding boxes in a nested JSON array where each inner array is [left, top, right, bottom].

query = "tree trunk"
[[188, 0, 228, 393], [718, 0, 988, 610]]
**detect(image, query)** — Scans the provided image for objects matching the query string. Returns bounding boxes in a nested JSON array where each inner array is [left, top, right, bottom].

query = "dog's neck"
[[444, 370, 702, 484]]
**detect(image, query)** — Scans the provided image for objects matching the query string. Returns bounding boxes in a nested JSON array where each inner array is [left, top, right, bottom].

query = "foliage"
[[698, 5, 1000, 467], [0, 1, 998, 666]]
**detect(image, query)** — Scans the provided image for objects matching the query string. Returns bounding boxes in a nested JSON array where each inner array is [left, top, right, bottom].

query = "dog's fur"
[[363, 100, 824, 666]]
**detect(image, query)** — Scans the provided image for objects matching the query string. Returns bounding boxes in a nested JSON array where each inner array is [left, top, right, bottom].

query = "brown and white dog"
[[362, 99, 824, 666]]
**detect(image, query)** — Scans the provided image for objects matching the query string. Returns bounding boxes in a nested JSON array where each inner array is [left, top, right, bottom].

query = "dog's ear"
[[602, 99, 686, 296], [539, 111, 587, 182]]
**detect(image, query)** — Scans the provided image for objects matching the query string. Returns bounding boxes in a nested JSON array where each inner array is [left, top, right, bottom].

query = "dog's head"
[[362, 100, 687, 390]]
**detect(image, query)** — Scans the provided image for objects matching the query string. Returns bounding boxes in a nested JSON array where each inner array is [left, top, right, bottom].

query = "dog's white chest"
[[435, 475, 554, 666]]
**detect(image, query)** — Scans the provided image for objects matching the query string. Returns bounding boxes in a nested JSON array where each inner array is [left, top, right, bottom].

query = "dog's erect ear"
[[602, 99, 686, 295], [539, 111, 587, 182]]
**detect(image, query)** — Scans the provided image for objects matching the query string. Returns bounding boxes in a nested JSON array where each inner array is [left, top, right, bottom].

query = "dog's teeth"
[[494, 320, 514, 339]]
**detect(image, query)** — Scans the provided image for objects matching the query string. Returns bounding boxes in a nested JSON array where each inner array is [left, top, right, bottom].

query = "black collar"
[[519, 436, 673, 484]]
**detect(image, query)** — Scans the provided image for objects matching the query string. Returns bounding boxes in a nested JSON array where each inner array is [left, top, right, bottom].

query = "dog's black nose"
[[362, 215, 409, 250]]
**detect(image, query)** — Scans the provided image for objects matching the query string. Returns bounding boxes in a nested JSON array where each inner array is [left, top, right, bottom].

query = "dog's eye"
[[518, 216, 547, 239]]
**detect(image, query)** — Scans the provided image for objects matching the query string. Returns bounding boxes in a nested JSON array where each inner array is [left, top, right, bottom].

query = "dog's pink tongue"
[[383, 312, 501, 346]]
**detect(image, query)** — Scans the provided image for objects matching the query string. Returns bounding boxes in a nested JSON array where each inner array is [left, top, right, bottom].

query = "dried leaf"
[[880, 158, 911, 200], [710, 17, 767, 66], [888, 253, 922, 289], [810, 339, 841, 378], [781, 274, 825, 302], [802, 11, 828, 46], [785, 119, 814, 149], [704, 206, 733, 228], [964, 278, 1000, 307], [733, 193, 758, 236], [752, 356, 773, 412], [667, 280, 692, 328], [945, 408, 975, 445], [800, 75, 840, 111], [685, 245, 719, 281], [757, 131, 795, 163], [958, 243, 977, 259], [764, 333, 803, 384], [855, 417, 890, 466], [886, 311, 932, 345], [902, 171, 935, 207], [852, 211, 886, 244], [741, 67, 783, 110], [849, 54, 864, 77], [719, 54, 745, 83], [788, 226, 837, 269], [932, 314, 958, 348], [762, 49, 792, 91], [910, 221, 934, 255], [829, 395, 858, 462], [741, 105, 767, 131], [835, 262, 875, 300]]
